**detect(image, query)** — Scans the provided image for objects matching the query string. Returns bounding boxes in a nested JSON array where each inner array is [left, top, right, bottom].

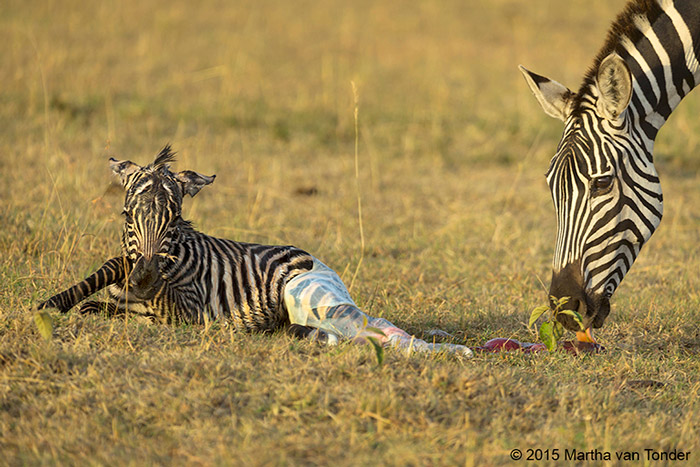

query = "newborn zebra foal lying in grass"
[[37, 146, 473, 357]]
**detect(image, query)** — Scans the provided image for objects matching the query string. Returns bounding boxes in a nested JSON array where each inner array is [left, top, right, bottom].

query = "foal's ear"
[[175, 170, 216, 197], [109, 158, 141, 186]]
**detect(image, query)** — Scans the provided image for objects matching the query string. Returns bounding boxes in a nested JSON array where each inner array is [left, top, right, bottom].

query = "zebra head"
[[110, 145, 216, 300], [520, 53, 663, 333]]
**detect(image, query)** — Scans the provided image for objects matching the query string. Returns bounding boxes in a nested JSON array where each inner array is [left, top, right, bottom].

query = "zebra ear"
[[109, 158, 141, 186], [519, 65, 575, 122], [595, 53, 632, 121], [175, 170, 216, 197]]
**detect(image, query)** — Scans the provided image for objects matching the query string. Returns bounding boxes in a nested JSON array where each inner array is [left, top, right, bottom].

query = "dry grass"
[[1, 0, 700, 464]]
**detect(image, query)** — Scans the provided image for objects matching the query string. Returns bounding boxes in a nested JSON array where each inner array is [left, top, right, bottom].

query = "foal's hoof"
[[308, 329, 339, 346], [287, 324, 338, 346]]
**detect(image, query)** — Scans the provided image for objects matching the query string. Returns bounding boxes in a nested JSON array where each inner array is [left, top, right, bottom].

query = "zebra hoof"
[[287, 324, 339, 346], [308, 329, 338, 346]]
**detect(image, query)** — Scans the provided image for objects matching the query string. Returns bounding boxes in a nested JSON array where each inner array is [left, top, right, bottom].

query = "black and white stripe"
[[40, 146, 314, 332], [520, 0, 700, 330], [37, 257, 130, 314], [38, 146, 475, 356]]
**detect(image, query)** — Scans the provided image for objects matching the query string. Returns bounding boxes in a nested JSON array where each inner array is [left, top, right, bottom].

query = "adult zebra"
[[38, 146, 472, 356], [519, 0, 699, 338]]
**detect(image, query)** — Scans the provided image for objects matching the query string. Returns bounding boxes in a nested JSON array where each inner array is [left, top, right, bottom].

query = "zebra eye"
[[591, 175, 614, 193]]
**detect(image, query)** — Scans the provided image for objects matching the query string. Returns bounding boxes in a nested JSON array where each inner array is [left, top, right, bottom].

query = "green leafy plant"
[[529, 296, 583, 351], [34, 310, 54, 341]]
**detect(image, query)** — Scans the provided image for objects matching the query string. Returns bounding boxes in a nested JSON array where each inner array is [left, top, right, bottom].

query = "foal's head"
[[110, 145, 215, 299]]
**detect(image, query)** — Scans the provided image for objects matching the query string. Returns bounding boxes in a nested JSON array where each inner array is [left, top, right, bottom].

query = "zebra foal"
[[38, 146, 472, 356]]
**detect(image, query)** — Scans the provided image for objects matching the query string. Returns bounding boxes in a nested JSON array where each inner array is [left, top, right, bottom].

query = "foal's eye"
[[591, 175, 614, 192]]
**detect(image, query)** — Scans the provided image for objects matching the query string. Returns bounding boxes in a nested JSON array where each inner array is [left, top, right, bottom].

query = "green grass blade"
[[366, 336, 384, 366], [365, 326, 387, 337]]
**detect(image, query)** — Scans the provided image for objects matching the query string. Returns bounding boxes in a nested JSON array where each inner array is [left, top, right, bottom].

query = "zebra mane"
[[574, 0, 664, 110], [152, 144, 177, 170]]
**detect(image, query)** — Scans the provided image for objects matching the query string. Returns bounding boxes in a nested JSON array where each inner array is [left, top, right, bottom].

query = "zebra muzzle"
[[128, 256, 163, 300], [549, 260, 611, 331]]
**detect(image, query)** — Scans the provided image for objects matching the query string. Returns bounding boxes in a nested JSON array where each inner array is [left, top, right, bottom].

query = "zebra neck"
[[620, 0, 700, 139], [172, 219, 195, 243]]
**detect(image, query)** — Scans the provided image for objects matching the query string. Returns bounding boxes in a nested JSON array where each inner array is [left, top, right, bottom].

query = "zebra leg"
[[334, 306, 474, 357], [79, 300, 120, 316], [289, 302, 472, 356], [283, 260, 473, 356], [286, 323, 336, 345], [297, 303, 408, 345], [37, 257, 130, 313]]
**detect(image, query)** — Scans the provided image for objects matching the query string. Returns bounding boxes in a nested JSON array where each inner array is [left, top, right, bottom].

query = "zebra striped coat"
[[38, 147, 474, 356], [519, 0, 700, 333], [39, 147, 314, 332]]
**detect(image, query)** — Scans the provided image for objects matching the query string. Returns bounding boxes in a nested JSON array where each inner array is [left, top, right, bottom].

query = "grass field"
[[2, 0, 700, 464]]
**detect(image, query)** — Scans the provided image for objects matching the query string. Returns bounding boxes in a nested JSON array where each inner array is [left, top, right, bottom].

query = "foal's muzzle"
[[128, 255, 163, 300]]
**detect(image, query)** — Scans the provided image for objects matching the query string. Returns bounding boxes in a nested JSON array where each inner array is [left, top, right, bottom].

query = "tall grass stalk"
[[349, 81, 365, 293]]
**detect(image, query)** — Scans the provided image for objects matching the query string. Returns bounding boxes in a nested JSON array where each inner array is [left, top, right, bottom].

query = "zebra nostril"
[[550, 296, 579, 312], [568, 298, 580, 313], [128, 255, 161, 295]]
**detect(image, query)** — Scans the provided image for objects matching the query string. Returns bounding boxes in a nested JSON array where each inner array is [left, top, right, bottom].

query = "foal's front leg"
[[286, 323, 337, 345], [37, 257, 130, 313]]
